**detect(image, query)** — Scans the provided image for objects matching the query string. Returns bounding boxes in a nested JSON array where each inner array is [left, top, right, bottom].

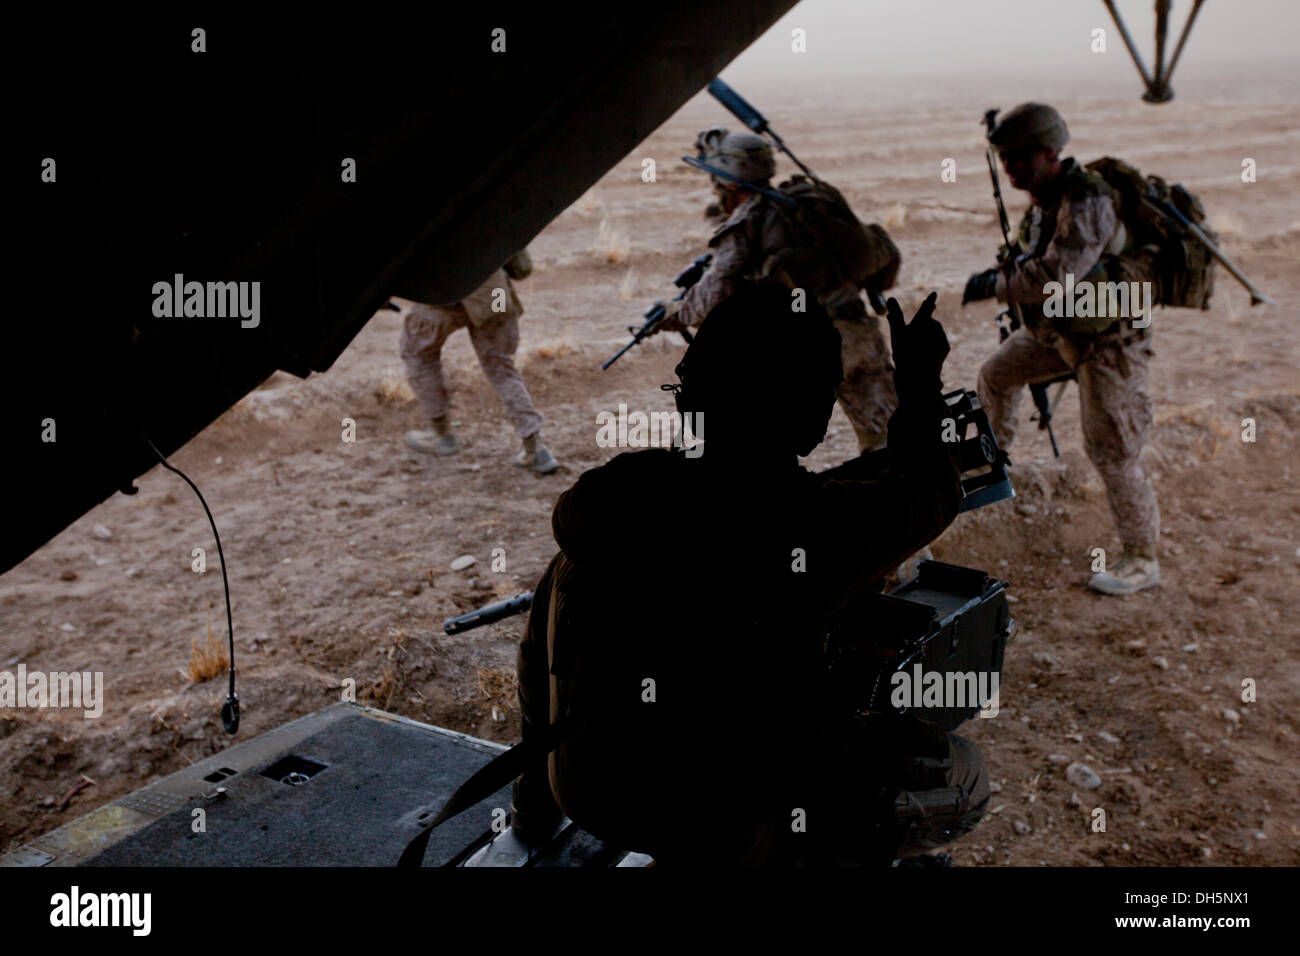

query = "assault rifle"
[[601, 253, 711, 371], [982, 108, 1074, 458]]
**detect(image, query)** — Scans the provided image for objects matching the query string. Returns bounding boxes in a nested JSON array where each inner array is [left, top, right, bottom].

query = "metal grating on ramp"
[[1, 703, 636, 867]]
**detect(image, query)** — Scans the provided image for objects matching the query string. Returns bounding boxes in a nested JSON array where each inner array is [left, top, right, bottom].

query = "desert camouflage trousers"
[[399, 302, 543, 440], [977, 324, 1160, 558], [833, 311, 899, 452]]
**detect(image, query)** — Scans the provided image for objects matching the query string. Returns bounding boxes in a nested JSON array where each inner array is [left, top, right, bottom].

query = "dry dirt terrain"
[[3, 66, 1297, 865]]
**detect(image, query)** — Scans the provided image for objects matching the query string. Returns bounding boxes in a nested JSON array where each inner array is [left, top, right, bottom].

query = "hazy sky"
[[723, 0, 1299, 81]]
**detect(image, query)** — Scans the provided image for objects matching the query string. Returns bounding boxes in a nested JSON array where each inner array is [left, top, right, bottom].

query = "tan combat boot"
[[1088, 552, 1160, 596], [516, 432, 559, 474], [406, 415, 460, 456]]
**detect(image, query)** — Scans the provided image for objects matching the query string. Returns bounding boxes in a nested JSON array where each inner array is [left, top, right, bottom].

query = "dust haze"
[[2, 1, 1298, 866]]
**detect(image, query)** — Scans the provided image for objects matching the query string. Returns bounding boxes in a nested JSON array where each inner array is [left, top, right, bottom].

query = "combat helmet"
[[990, 103, 1070, 153], [698, 131, 776, 184]]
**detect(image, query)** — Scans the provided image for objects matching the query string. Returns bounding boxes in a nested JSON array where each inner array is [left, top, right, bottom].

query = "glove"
[[886, 292, 955, 462], [654, 299, 687, 334], [962, 269, 999, 305], [886, 292, 949, 393]]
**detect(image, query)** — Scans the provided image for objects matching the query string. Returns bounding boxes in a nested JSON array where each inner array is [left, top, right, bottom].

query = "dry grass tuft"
[[475, 666, 518, 717], [1212, 211, 1244, 238], [592, 218, 631, 264], [574, 188, 602, 213], [883, 201, 908, 229], [531, 342, 574, 360], [619, 266, 639, 301], [187, 615, 229, 684], [521, 341, 575, 372], [374, 368, 415, 406], [361, 666, 400, 711]]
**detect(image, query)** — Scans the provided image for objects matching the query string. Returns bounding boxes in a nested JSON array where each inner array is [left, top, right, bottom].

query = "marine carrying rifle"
[[601, 254, 711, 371], [704, 78, 889, 315], [982, 107, 1074, 458]]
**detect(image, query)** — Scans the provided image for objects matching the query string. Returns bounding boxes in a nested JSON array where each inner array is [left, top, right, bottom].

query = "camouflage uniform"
[[678, 194, 898, 450], [398, 267, 544, 440], [976, 158, 1160, 559]]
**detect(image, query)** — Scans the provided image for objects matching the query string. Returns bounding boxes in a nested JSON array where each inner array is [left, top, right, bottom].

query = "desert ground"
[[3, 64, 1297, 865]]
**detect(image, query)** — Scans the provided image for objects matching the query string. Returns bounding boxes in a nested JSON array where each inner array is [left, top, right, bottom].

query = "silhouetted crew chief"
[[513, 283, 988, 864]]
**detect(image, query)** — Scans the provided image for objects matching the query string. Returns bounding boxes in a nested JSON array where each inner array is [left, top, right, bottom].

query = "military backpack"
[[763, 176, 900, 308], [1085, 157, 1217, 310]]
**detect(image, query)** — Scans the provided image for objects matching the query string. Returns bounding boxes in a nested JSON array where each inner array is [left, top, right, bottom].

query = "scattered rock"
[[1222, 708, 1240, 724], [1047, 753, 1072, 764], [1152, 656, 1169, 670], [124, 567, 140, 578], [1067, 793, 1082, 807], [989, 781, 1003, 794], [60, 570, 78, 581], [1065, 762, 1102, 790], [1181, 642, 1199, 652], [1012, 820, 1032, 835], [59, 623, 75, 632], [1097, 730, 1120, 745], [92, 524, 112, 541], [450, 555, 477, 572]]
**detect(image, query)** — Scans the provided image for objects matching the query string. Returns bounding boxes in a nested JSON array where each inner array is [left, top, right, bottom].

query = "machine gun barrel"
[[444, 592, 533, 635]]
